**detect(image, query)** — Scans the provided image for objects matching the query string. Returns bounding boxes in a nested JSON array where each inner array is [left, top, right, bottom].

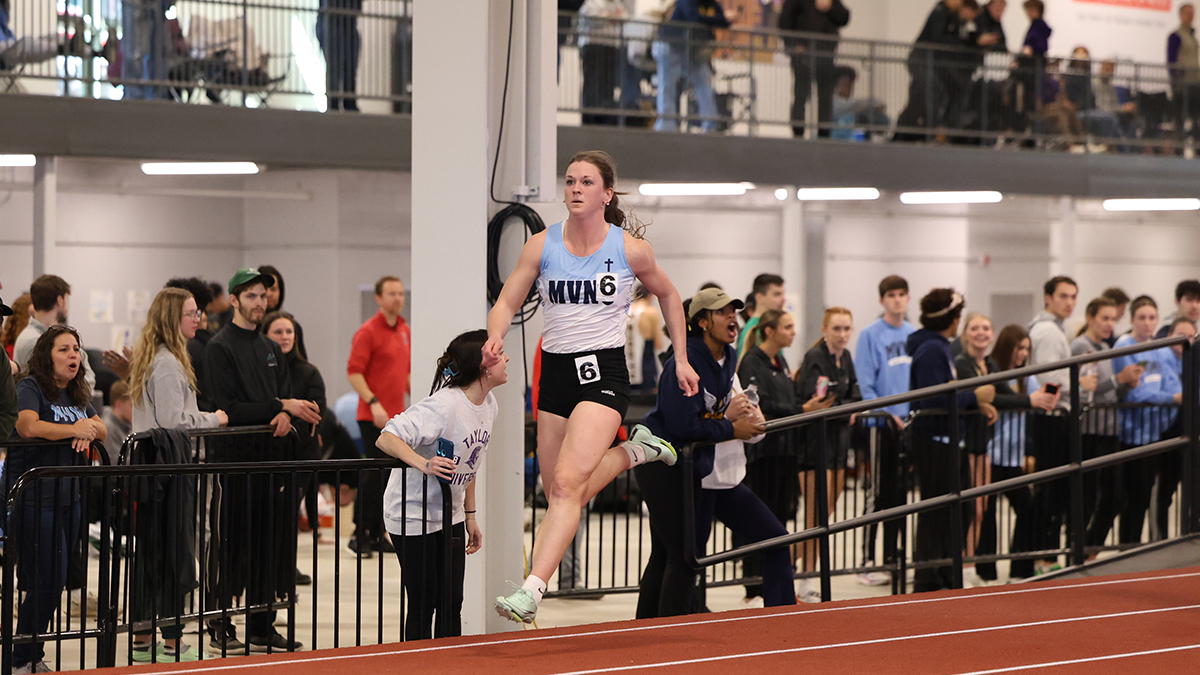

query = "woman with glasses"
[[126, 288, 227, 662]]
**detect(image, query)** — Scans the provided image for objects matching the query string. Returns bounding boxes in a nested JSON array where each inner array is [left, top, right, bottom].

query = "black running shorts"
[[538, 347, 630, 419]]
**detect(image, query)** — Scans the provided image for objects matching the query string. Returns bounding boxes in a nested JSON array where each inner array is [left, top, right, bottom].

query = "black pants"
[[739, 455, 798, 598], [393, 523, 465, 640], [580, 44, 620, 126], [1029, 415, 1070, 562], [862, 425, 907, 570], [976, 463, 1036, 580], [634, 461, 701, 618], [698, 485, 796, 608], [911, 434, 970, 592], [790, 51, 836, 138], [1083, 435, 1122, 549], [1154, 418, 1184, 540], [896, 58, 947, 140], [354, 421, 387, 545]]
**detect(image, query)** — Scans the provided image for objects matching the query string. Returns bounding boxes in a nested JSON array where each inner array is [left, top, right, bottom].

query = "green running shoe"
[[631, 424, 677, 467], [494, 587, 538, 624]]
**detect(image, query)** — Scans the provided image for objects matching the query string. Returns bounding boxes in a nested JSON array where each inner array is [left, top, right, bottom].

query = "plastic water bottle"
[[744, 383, 759, 408]]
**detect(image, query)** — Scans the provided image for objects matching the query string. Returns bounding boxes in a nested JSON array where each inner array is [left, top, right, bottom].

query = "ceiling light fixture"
[[796, 187, 880, 201], [638, 183, 748, 197], [774, 188, 789, 201], [141, 162, 261, 176], [0, 154, 37, 167], [1102, 198, 1200, 212], [899, 191, 1003, 205]]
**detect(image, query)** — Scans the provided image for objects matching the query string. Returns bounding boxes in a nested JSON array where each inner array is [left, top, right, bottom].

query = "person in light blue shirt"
[[852, 275, 915, 586], [1111, 296, 1183, 545]]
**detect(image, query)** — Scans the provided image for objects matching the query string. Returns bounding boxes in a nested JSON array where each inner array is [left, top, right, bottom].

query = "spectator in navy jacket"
[[895, 0, 965, 140], [907, 289, 995, 592], [635, 289, 763, 618]]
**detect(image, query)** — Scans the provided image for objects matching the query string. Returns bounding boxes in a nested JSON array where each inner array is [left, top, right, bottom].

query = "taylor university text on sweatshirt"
[[855, 317, 916, 419], [907, 328, 977, 438], [1111, 335, 1180, 446], [1028, 310, 1071, 410], [382, 386, 498, 537], [642, 335, 737, 480]]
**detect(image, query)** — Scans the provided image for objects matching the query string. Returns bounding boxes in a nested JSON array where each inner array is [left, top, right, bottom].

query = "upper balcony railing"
[[3, 2, 1197, 157], [0, 0, 411, 112], [557, 13, 1198, 155]]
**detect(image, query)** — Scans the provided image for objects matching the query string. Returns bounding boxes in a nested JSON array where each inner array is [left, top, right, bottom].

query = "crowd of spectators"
[[559, 0, 1200, 151], [1, 261, 1198, 656]]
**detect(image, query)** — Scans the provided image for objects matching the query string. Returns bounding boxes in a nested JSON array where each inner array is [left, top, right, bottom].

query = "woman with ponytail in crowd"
[[484, 150, 698, 623], [793, 307, 861, 602], [376, 329, 506, 640], [736, 309, 831, 604]]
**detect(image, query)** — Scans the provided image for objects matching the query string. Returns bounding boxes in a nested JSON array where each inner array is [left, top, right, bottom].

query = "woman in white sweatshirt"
[[376, 329, 508, 640]]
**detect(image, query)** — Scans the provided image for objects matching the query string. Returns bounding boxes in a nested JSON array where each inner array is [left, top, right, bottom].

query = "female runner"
[[485, 150, 699, 623]]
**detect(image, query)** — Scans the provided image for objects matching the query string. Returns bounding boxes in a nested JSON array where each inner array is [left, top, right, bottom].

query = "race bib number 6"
[[597, 273, 618, 306], [575, 354, 600, 385]]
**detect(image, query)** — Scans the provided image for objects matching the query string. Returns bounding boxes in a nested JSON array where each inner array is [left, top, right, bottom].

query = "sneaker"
[[630, 424, 677, 467], [207, 624, 247, 655], [131, 642, 157, 664], [494, 587, 538, 624], [739, 596, 765, 609], [797, 580, 822, 604], [247, 631, 303, 653], [371, 537, 395, 554], [67, 589, 99, 618], [295, 568, 312, 586], [348, 536, 373, 559], [856, 572, 891, 587], [12, 661, 51, 674], [963, 568, 987, 588], [162, 643, 200, 662]]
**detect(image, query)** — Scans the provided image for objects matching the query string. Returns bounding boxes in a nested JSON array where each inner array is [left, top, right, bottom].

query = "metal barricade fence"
[[1, 0, 412, 110], [557, 12, 1188, 154], [1, 425, 452, 673]]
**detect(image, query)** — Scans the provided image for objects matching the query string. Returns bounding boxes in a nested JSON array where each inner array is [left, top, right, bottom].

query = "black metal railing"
[[0, 424, 452, 673], [676, 335, 1196, 607]]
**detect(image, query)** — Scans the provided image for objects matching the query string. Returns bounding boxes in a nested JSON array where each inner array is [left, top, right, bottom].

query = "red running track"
[[122, 567, 1200, 675]]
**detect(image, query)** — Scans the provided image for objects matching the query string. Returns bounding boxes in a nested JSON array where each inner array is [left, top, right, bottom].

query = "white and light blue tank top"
[[536, 222, 636, 354]]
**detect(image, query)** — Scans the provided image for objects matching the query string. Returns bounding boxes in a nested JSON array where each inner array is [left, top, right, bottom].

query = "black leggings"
[[392, 522, 465, 640]]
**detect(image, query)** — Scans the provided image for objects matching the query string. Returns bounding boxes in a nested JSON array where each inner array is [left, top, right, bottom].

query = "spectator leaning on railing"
[[12, 325, 107, 675], [127, 287, 226, 664], [1168, 3, 1200, 141], [578, 0, 630, 126], [778, 0, 850, 139], [1111, 295, 1181, 545], [1070, 297, 1142, 556]]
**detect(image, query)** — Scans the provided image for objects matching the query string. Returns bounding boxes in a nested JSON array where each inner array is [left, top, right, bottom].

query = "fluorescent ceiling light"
[[774, 188, 789, 201], [638, 183, 747, 196], [1102, 198, 1200, 212], [0, 154, 36, 167], [899, 191, 1002, 205], [141, 162, 260, 176], [797, 187, 880, 201]]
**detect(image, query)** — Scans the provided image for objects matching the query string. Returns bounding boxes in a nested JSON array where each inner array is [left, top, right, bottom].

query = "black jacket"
[[908, 329, 977, 437], [778, 0, 849, 51], [909, 1, 961, 69], [796, 340, 861, 454], [284, 351, 327, 461], [737, 345, 800, 462], [955, 353, 1030, 453]]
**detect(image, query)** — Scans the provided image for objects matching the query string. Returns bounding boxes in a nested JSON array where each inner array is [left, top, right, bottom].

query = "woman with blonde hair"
[[126, 287, 226, 662], [793, 306, 861, 602]]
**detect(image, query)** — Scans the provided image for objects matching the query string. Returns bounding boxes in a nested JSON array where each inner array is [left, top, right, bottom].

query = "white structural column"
[[781, 194, 804, 366], [1050, 196, 1077, 278], [32, 156, 57, 278], [412, 0, 522, 636]]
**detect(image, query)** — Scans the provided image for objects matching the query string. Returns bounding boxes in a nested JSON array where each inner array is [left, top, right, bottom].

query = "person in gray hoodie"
[[1026, 275, 1077, 574]]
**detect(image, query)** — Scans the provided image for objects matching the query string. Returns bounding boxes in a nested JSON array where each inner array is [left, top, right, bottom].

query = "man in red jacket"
[[347, 275, 410, 557]]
